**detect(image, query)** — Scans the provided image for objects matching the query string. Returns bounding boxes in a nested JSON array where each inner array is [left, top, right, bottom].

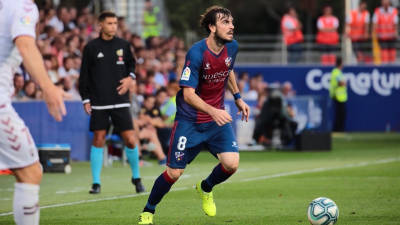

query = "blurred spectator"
[[373, 0, 398, 64], [142, 0, 161, 39], [137, 95, 167, 164], [48, 6, 68, 33], [238, 72, 250, 93], [245, 74, 261, 100], [145, 70, 157, 94], [58, 56, 79, 81], [22, 80, 37, 100], [281, 7, 304, 64], [57, 76, 80, 100], [51, 36, 66, 67], [281, 81, 295, 98], [13, 74, 25, 100], [65, 35, 81, 57], [346, 1, 371, 63], [316, 5, 339, 65], [43, 54, 59, 83]]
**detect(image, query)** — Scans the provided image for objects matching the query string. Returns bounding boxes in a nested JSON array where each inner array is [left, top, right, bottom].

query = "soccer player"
[[138, 6, 250, 225], [79, 11, 145, 194], [0, 1, 66, 225]]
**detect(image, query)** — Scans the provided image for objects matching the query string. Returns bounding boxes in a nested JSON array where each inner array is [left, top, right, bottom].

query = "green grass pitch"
[[1, 133, 399, 225]]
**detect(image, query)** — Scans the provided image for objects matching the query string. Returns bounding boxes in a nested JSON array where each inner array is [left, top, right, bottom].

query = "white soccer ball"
[[307, 197, 339, 225]]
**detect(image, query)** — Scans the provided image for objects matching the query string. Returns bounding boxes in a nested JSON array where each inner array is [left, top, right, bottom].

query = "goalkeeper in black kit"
[[79, 11, 144, 194]]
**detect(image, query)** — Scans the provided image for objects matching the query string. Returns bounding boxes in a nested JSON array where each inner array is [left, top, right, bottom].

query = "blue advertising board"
[[235, 65, 400, 132]]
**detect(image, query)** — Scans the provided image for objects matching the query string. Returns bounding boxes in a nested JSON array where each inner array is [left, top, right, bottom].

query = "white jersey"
[[0, 0, 38, 104]]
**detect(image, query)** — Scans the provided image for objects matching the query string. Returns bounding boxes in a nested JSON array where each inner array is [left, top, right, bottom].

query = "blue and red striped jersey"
[[176, 38, 239, 123]]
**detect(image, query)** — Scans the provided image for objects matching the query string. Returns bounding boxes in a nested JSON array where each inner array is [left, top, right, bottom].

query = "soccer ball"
[[307, 197, 339, 225]]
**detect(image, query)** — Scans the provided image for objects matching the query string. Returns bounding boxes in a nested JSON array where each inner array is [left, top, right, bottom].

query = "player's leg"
[[197, 122, 239, 217], [139, 167, 184, 225], [11, 162, 42, 225], [139, 120, 202, 224], [89, 129, 106, 193], [0, 104, 41, 225], [88, 109, 109, 194], [120, 129, 145, 193], [112, 108, 145, 193]]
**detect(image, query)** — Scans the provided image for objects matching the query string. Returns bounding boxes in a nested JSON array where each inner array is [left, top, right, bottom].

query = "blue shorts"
[[167, 120, 239, 169]]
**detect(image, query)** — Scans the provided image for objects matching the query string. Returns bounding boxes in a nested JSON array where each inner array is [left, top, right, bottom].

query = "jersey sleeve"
[[11, 1, 38, 40], [230, 40, 239, 70], [79, 44, 92, 103], [179, 47, 203, 89], [124, 42, 136, 77]]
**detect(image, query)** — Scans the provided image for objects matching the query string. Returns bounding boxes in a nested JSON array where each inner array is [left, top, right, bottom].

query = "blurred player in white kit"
[[0, 0, 66, 224]]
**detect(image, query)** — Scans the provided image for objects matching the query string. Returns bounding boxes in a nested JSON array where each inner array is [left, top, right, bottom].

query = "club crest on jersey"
[[204, 63, 210, 70], [225, 57, 232, 67], [116, 49, 124, 64], [181, 67, 191, 81], [116, 49, 123, 56]]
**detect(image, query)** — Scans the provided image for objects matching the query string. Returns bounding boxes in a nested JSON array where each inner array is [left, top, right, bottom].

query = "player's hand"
[[42, 85, 67, 121], [83, 103, 92, 115], [117, 77, 133, 95], [210, 108, 232, 126], [235, 99, 250, 122]]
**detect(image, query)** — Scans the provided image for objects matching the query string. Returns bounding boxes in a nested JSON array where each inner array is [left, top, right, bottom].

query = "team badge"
[[181, 67, 191, 81], [116, 49, 124, 64], [175, 152, 184, 161], [225, 57, 232, 67], [116, 49, 123, 56], [204, 63, 210, 70]]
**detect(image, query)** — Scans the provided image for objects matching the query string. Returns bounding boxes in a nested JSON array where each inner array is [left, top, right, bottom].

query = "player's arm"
[[15, 36, 66, 121], [183, 87, 232, 126], [79, 45, 92, 115], [227, 71, 250, 122]]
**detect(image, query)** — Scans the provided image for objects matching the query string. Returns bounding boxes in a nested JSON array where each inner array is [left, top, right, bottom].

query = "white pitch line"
[[0, 157, 399, 217], [240, 157, 400, 182]]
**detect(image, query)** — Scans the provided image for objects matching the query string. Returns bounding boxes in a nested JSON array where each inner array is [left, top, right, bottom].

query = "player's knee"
[[222, 163, 238, 173], [125, 137, 136, 149], [93, 134, 106, 147], [166, 167, 184, 181]]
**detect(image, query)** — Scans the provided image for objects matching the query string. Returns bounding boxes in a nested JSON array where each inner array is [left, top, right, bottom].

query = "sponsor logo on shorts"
[[175, 152, 184, 161], [232, 141, 238, 148]]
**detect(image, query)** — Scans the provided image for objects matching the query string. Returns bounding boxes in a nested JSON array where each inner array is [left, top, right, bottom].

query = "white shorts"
[[0, 103, 38, 170]]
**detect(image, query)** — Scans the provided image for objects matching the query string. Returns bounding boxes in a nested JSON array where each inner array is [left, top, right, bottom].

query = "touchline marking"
[[0, 157, 399, 217], [240, 157, 400, 182]]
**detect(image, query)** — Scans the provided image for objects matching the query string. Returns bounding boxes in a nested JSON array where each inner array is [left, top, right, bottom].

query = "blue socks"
[[201, 163, 235, 192], [144, 171, 176, 213], [90, 146, 104, 184], [125, 146, 140, 179]]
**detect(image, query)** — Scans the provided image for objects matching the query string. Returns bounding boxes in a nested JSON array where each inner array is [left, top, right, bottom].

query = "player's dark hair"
[[98, 11, 117, 22], [200, 6, 232, 33]]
